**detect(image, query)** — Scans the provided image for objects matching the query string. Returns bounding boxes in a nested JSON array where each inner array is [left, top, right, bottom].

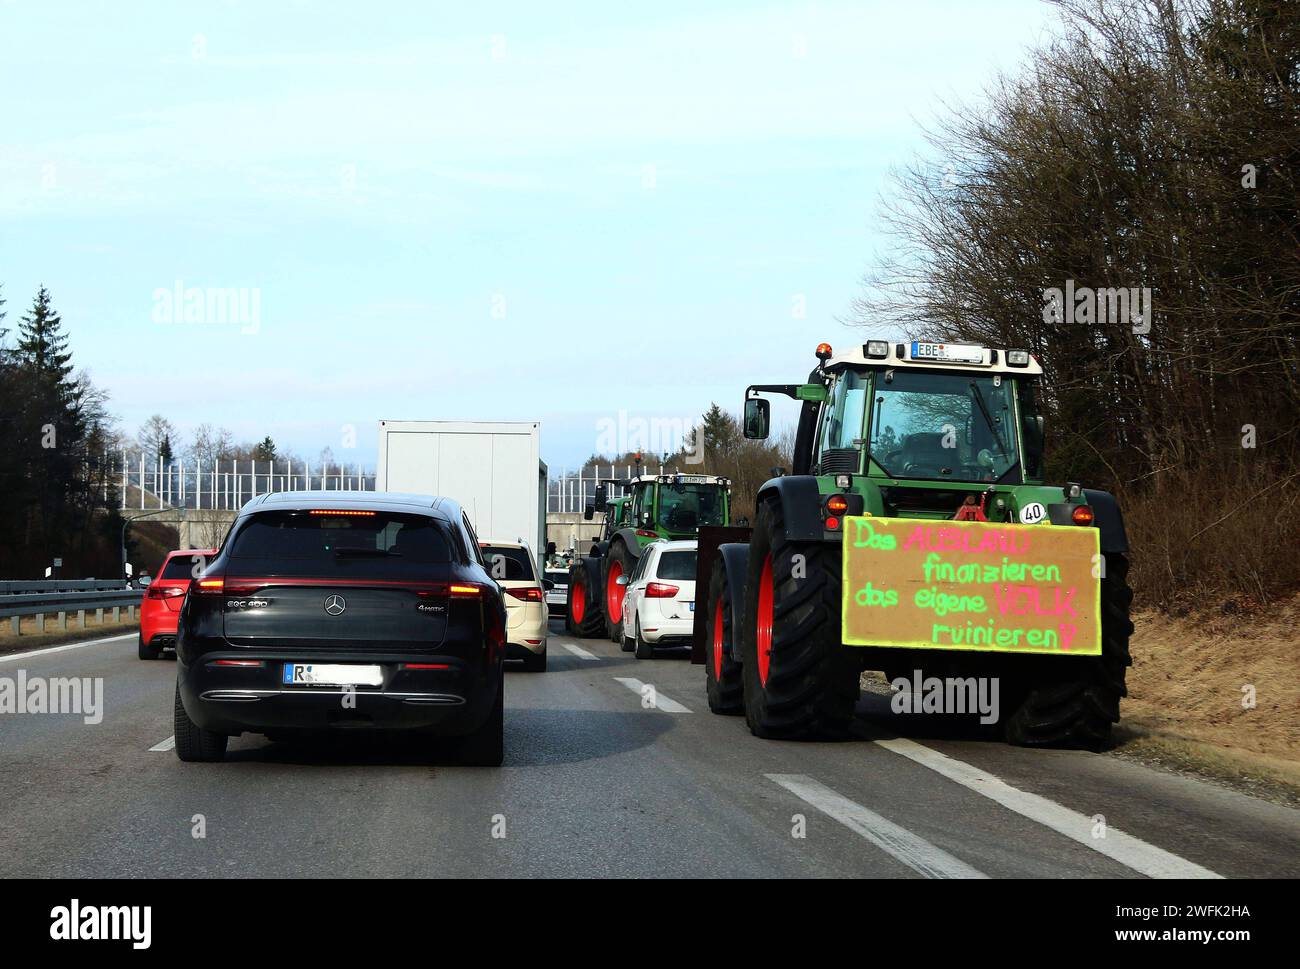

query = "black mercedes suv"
[[173, 492, 507, 765]]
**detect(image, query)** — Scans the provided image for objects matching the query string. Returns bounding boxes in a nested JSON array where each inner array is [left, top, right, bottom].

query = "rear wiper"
[[332, 547, 402, 557]]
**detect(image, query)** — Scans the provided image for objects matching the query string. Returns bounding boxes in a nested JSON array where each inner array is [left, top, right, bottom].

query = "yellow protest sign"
[[840, 516, 1101, 656]]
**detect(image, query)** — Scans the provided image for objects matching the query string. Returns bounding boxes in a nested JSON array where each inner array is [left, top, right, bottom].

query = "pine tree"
[[253, 436, 278, 462], [16, 286, 74, 394], [699, 402, 738, 458]]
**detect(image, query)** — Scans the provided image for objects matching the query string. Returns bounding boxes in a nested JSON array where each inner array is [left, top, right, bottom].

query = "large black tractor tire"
[[739, 499, 859, 739], [566, 561, 605, 639], [602, 540, 637, 643], [1003, 553, 1134, 749], [173, 681, 228, 762], [704, 558, 744, 715]]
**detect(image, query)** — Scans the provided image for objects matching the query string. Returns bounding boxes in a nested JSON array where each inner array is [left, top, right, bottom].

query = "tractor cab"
[[744, 339, 1057, 522]]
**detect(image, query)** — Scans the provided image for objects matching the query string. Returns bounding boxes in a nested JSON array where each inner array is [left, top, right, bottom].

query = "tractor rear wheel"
[[603, 540, 636, 642], [739, 499, 859, 739], [704, 558, 744, 715], [566, 561, 604, 639], [1003, 553, 1134, 749]]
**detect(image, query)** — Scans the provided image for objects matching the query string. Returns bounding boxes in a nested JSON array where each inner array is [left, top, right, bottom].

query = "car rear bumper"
[[641, 615, 694, 645], [178, 651, 500, 736]]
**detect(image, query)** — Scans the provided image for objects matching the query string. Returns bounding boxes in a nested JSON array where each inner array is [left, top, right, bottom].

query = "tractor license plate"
[[840, 516, 1101, 655], [909, 341, 986, 365]]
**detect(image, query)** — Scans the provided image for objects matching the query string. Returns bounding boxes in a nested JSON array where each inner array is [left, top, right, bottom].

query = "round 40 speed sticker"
[[1018, 501, 1048, 525]]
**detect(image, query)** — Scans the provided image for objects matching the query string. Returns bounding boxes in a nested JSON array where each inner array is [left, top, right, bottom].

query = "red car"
[[139, 548, 217, 660]]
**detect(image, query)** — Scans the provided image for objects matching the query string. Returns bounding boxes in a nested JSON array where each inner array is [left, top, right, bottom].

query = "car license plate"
[[687, 601, 694, 612], [282, 663, 383, 687]]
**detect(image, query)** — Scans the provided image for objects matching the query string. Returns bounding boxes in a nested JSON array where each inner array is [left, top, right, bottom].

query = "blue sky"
[[0, 0, 1058, 472]]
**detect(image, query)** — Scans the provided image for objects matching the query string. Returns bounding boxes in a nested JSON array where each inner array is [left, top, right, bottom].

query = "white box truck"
[[376, 421, 547, 564]]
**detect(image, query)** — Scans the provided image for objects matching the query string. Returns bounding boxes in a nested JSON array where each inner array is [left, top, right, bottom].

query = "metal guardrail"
[[1, 589, 144, 636], [0, 579, 131, 595]]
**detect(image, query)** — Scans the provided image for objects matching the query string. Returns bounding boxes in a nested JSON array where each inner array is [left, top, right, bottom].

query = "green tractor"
[[567, 470, 732, 643], [695, 339, 1133, 748]]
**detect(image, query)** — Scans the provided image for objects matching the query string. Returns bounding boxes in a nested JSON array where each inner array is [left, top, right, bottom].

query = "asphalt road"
[[1, 619, 1297, 878]]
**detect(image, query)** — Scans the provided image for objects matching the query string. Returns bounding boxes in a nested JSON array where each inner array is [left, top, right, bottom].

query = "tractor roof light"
[[835, 473, 852, 489], [1006, 349, 1031, 367], [815, 343, 833, 361], [864, 340, 889, 359]]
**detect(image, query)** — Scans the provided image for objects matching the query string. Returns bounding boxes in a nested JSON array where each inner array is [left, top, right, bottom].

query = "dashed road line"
[[148, 736, 176, 752], [562, 643, 600, 661], [874, 737, 1223, 879], [766, 773, 988, 879], [613, 676, 692, 713]]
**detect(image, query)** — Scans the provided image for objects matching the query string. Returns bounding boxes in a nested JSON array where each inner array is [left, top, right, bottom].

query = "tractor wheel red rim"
[[756, 554, 774, 686], [572, 581, 586, 623], [606, 561, 625, 619], [711, 596, 725, 679]]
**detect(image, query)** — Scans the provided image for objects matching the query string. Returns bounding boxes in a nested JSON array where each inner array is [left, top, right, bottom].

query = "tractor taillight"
[[825, 517, 841, 530], [1071, 505, 1095, 526], [826, 495, 849, 515]]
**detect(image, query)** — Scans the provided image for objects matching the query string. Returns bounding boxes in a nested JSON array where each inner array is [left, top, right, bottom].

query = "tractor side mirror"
[[615, 575, 629, 587], [583, 503, 595, 521], [594, 484, 608, 510], [743, 397, 770, 440]]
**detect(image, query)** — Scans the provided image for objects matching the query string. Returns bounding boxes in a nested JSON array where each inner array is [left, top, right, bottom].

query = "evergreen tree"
[[253, 436, 278, 462], [16, 286, 74, 394]]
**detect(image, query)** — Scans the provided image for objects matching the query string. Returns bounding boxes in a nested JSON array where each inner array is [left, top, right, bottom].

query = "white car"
[[480, 540, 549, 672], [618, 540, 697, 659]]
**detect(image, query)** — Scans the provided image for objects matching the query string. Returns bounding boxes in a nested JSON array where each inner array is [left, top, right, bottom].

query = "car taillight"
[[194, 577, 225, 594], [146, 585, 185, 599], [506, 587, 543, 602], [450, 583, 483, 598], [645, 582, 680, 598], [1071, 505, 1095, 526], [211, 659, 264, 667]]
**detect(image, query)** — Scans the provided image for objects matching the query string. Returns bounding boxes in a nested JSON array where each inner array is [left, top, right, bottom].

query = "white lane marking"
[[767, 773, 988, 879], [562, 643, 599, 661], [149, 736, 176, 752], [875, 737, 1223, 879], [613, 676, 692, 713], [0, 633, 135, 664]]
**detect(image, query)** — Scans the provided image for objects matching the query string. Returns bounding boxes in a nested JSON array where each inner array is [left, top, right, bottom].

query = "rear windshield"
[[227, 511, 453, 577], [657, 551, 697, 581], [161, 553, 210, 580], [481, 545, 537, 581]]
